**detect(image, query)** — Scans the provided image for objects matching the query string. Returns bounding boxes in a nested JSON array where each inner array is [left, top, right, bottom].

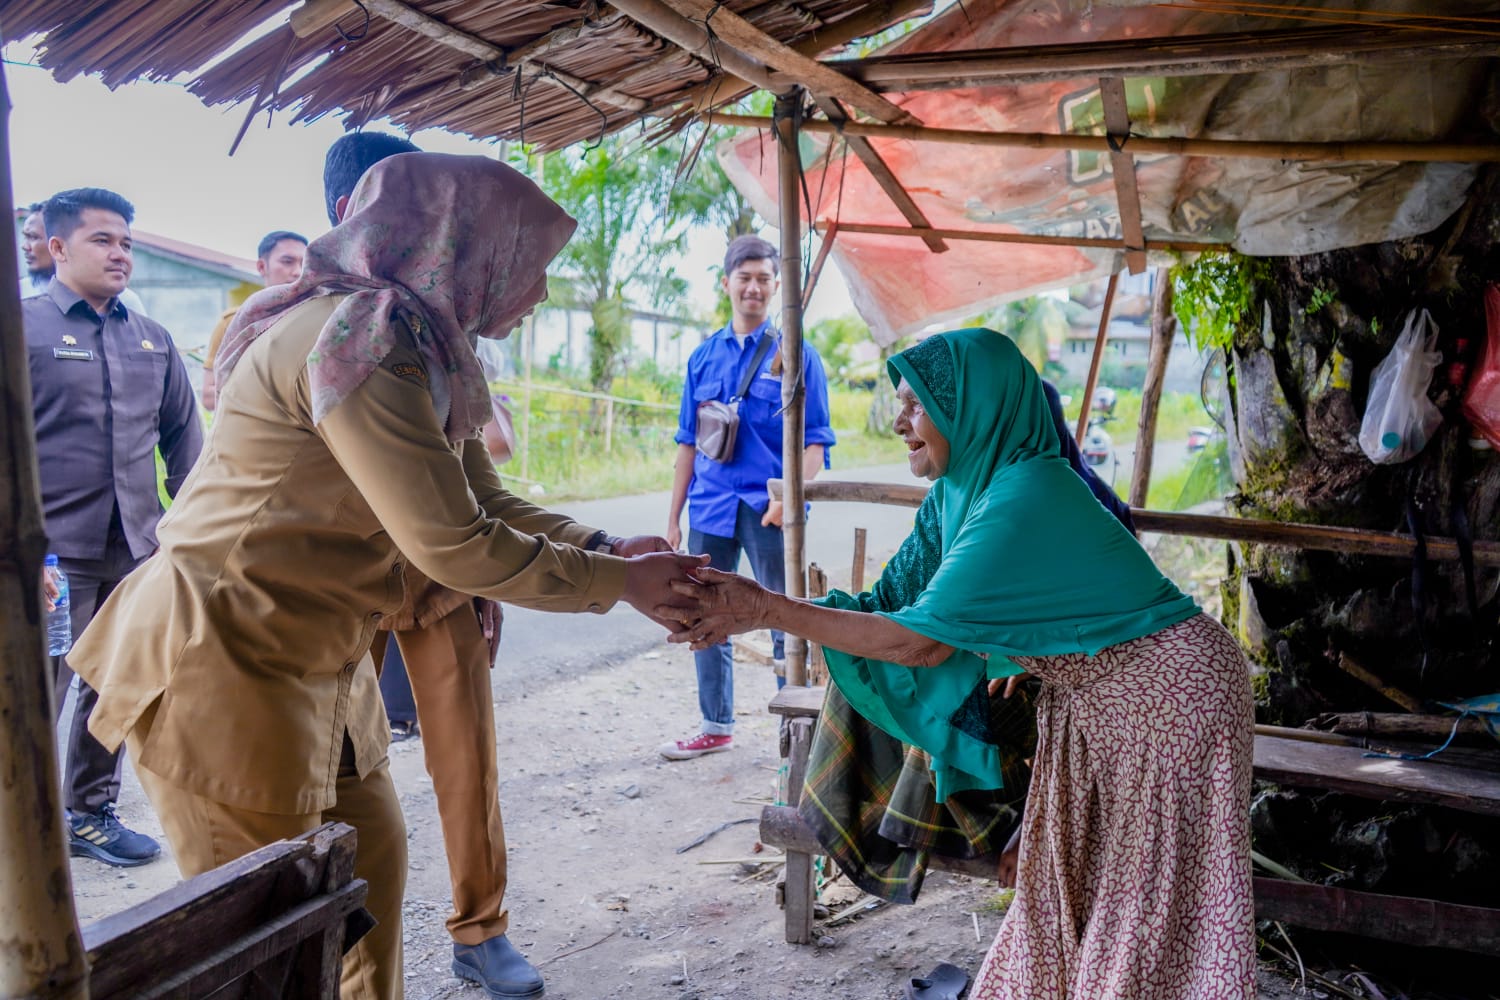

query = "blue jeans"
[[688, 501, 786, 735]]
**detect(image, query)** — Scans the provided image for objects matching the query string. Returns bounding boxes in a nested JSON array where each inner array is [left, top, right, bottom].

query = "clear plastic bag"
[[1358, 307, 1443, 464], [1461, 286, 1500, 449]]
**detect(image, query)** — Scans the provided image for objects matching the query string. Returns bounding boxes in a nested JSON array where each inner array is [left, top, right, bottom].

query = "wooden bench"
[[82, 822, 370, 998], [763, 685, 1500, 957]]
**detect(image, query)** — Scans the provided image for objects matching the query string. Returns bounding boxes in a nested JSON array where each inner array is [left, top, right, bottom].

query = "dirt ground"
[[65, 624, 1315, 1000]]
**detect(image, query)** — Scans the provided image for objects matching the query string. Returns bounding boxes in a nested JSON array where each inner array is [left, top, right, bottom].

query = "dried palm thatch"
[[0, 0, 920, 150]]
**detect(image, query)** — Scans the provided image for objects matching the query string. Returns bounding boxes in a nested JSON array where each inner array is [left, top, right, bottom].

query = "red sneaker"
[[658, 732, 733, 760]]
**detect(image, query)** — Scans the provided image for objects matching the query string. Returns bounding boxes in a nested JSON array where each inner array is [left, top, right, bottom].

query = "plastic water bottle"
[[44, 554, 71, 656]]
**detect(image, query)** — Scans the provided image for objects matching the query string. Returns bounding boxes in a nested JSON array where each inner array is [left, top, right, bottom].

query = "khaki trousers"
[[130, 732, 407, 1000], [372, 600, 509, 946]]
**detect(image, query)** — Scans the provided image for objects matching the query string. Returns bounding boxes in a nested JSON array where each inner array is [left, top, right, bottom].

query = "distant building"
[[126, 230, 261, 361], [14, 214, 259, 384]]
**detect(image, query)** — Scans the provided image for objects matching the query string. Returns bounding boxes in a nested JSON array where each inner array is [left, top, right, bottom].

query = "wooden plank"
[[1076, 273, 1119, 447], [798, 25, 1500, 91], [657, 0, 917, 125], [135, 884, 367, 1000], [806, 563, 829, 687], [851, 527, 868, 593], [768, 684, 826, 719], [1099, 77, 1146, 274], [1311, 712, 1495, 745], [812, 219, 1228, 254], [813, 97, 947, 252], [1253, 878, 1500, 957], [1253, 734, 1500, 817], [705, 112, 1500, 163], [782, 719, 816, 944]]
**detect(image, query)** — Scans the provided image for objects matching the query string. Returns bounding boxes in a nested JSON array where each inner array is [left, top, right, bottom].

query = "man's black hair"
[[44, 188, 135, 241], [257, 230, 308, 260], [323, 131, 421, 225], [25, 201, 45, 215], [723, 234, 779, 275]]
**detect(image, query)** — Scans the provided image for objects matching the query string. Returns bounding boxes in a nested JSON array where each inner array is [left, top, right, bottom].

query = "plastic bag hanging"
[[1358, 308, 1444, 464]]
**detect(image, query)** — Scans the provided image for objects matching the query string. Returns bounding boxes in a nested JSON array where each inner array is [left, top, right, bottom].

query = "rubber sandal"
[[904, 962, 969, 1000]]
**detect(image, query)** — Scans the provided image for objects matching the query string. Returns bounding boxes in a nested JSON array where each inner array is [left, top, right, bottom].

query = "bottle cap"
[[44, 553, 58, 566]]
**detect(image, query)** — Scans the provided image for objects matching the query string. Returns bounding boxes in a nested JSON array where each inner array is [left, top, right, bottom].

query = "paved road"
[[496, 439, 1194, 695], [496, 462, 922, 695]]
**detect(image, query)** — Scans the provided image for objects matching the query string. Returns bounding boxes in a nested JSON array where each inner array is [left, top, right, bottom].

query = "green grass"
[[505, 384, 909, 502], [1058, 388, 1213, 447]]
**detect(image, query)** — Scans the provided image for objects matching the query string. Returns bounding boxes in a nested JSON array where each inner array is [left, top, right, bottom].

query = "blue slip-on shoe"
[[453, 934, 545, 998], [68, 804, 161, 868]]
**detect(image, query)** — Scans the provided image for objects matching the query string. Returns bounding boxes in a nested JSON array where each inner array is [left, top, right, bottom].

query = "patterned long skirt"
[[971, 614, 1256, 1000]]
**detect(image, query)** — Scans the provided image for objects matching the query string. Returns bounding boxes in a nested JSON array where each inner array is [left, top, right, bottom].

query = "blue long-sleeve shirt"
[[675, 321, 837, 537]]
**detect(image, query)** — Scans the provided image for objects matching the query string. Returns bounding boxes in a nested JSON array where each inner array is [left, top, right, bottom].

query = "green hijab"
[[820, 329, 1199, 800]]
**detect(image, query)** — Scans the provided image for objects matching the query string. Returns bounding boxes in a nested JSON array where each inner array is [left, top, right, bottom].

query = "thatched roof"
[[1, 0, 926, 150]]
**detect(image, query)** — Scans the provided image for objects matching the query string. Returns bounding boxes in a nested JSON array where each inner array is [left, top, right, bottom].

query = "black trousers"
[[53, 538, 142, 815]]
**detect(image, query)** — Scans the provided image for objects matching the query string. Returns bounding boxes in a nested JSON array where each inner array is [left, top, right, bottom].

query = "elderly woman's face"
[[894, 378, 950, 480]]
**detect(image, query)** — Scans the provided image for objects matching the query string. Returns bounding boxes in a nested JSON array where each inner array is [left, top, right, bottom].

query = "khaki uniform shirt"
[[71, 295, 626, 814]]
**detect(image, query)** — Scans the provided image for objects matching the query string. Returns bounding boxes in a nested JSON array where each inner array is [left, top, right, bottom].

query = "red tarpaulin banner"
[[717, 0, 1483, 344]]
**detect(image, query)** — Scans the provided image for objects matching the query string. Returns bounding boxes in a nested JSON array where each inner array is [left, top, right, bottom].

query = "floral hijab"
[[217, 152, 575, 441], [821, 329, 1198, 800]]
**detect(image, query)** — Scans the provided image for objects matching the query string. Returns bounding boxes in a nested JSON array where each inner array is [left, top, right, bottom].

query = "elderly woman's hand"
[[657, 567, 772, 650]]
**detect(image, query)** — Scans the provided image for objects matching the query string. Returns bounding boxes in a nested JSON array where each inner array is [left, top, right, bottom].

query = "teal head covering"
[[820, 329, 1199, 800]]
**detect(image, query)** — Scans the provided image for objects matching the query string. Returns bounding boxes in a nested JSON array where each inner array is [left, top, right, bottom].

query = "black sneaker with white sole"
[[68, 804, 161, 867]]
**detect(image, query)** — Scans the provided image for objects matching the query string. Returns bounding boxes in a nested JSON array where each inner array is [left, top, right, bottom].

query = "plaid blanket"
[[796, 680, 1036, 904]]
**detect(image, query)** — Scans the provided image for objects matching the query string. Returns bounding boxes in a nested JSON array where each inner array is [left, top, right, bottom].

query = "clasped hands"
[[614, 536, 770, 648]]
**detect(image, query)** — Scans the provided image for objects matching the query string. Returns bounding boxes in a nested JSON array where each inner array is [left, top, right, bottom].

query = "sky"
[[1, 46, 853, 324]]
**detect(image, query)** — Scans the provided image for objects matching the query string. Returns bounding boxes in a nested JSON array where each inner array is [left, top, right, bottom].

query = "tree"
[[1177, 198, 1500, 909], [537, 135, 704, 396]]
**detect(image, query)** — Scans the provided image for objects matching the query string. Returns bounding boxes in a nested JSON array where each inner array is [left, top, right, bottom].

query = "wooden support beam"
[[0, 59, 88, 1000], [790, 25, 1500, 92], [801, 222, 839, 311], [658, 0, 916, 124], [766, 479, 1500, 566], [606, 0, 780, 92], [1076, 273, 1119, 447], [812, 96, 946, 252], [776, 90, 809, 690], [1099, 77, 1146, 275], [676, 0, 933, 117], [1129, 268, 1176, 508], [814, 220, 1226, 253], [705, 112, 1500, 163]]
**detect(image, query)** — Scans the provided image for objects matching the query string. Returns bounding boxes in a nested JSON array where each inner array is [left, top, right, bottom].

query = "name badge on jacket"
[[53, 347, 95, 361]]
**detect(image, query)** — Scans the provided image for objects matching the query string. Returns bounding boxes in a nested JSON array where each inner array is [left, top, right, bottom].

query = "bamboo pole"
[[520, 316, 535, 483], [0, 60, 89, 999], [703, 112, 1500, 163], [1129, 268, 1176, 508], [791, 25, 1500, 92], [1076, 273, 1119, 447], [775, 91, 809, 690], [800, 222, 838, 311], [813, 220, 1227, 254]]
